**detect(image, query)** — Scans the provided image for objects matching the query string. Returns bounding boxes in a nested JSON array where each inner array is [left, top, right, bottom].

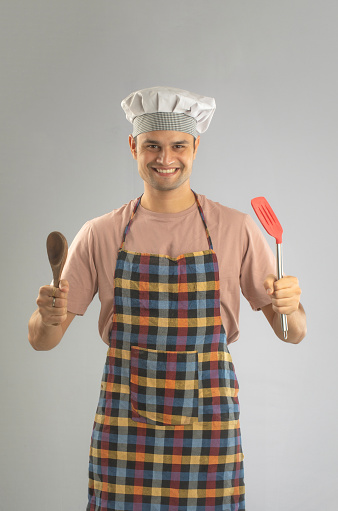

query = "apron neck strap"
[[119, 190, 213, 251], [193, 191, 213, 250], [119, 195, 143, 250]]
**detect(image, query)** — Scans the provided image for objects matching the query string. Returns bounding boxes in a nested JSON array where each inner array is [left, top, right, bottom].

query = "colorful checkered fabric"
[[87, 191, 245, 511]]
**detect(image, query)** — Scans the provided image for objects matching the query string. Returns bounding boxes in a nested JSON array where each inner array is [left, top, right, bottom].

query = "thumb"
[[263, 274, 277, 295], [58, 279, 69, 293]]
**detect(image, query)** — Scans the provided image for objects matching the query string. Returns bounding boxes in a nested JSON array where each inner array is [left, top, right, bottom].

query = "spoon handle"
[[52, 263, 65, 289]]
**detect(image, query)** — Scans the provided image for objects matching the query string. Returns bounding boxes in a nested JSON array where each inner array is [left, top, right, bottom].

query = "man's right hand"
[[36, 279, 70, 327], [29, 279, 75, 350]]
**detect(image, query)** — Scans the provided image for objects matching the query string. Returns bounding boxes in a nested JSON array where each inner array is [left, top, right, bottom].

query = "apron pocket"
[[198, 348, 240, 422], [130, 346, 199, 425]]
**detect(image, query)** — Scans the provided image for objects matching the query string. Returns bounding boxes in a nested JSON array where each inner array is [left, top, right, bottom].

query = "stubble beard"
[[143, 164, 191, 192]]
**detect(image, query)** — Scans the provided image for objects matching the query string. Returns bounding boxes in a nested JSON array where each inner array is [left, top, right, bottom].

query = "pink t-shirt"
[[61, 193, 276, 345]]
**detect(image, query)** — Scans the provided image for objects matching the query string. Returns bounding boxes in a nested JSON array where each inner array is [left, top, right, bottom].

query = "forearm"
[[28, 309, 64, 351], [272, 303, 307, 344]]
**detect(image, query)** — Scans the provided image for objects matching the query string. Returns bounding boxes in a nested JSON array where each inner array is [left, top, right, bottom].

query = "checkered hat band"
[[132, 112, 198, 138]]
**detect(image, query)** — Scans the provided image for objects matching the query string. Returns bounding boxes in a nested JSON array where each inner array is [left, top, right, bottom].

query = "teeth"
[[154, 168, 177, 174]]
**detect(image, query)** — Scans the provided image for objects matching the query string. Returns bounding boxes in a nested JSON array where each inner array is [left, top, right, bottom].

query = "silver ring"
[[52, 297, 56, 307]]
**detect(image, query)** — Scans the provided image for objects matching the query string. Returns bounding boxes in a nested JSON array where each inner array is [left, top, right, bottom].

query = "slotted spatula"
[[251, 197, 288, 339]]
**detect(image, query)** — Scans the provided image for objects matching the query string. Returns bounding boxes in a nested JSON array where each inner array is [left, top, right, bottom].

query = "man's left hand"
[[263, 274, 301, 316]]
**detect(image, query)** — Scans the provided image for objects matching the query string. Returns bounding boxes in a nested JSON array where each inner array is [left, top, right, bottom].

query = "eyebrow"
[[142, 139, 191, 145]]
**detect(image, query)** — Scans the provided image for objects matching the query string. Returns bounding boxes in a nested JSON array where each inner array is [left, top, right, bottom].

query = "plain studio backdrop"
[[1, 1, 337, 510]]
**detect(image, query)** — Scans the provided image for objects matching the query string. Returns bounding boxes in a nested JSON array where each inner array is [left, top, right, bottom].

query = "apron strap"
[[192, 190, 213, 251], [119, 195, 143, 250], [119, 190, 213, 251]]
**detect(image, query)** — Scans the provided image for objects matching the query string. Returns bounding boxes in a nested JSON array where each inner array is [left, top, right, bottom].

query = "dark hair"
[[134, 136, 196, 151]]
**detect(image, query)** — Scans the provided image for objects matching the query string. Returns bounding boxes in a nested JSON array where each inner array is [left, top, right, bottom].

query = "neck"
[[141, 184, 196, 213]]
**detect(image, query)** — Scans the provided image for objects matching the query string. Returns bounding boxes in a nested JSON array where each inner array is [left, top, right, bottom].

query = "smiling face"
[[129, 130, 200, 193]]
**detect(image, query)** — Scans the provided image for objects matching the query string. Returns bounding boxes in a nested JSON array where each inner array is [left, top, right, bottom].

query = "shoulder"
[[196, 193, 249, 229], [196, 193, 266, 253], [69, 197, 139, 250], [88, 198, 138, 230], [79, 198, 138, 236]]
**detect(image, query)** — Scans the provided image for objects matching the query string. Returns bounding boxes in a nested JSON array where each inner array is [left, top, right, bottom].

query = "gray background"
[[1, 1, 337, 509]]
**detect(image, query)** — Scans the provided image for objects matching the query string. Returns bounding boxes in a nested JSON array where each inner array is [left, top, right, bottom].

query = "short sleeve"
[[61, 221, 98, 315], [240, 215, 276, 311]]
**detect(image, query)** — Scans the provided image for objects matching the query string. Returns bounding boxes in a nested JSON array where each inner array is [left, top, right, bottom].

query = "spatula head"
[[251, 197, 283, 244]]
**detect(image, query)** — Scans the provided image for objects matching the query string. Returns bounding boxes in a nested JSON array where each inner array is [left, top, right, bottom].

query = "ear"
[[129, 135, 137, 160], [193, 135, 200, 159]]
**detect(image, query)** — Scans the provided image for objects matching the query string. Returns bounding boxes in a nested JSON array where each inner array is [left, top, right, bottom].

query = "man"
[[28, 86, 306, 511]]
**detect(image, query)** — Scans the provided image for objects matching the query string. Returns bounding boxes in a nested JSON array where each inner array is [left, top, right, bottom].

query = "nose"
[[155, 147, 176, 166]]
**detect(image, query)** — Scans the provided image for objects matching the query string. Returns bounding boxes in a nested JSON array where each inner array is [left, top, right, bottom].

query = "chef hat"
[[121, 86, 216, 138]]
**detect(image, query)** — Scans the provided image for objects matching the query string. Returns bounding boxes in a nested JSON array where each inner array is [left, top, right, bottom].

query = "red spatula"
[[251, 197, 288, 339]]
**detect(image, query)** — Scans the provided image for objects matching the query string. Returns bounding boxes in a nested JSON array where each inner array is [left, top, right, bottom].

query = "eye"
[[147, 145, 159, 149]]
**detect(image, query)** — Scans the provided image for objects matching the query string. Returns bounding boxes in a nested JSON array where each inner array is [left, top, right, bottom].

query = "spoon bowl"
[[46, 231, 68, 288]]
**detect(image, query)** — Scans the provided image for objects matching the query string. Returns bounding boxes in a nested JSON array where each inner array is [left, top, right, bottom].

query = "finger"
[[46, 307, 68, 318], [271, 296, 300, 315], [36, 286, 68, 314], [273, 286, 302, 299], [39, 284, 69, 301], [263, 274, 277, 295], [38, 295, 68, 313], [40, 302, 68, 322], [37, 290, 67, 308], [41, 310, 68, 327], [39, 297, 68, 321], [38, 285, 63, 299], [48, 296, 68, 309], [272, 303, 299, 315], [38, 285, 54, 298], [274, 276, 299, 291]]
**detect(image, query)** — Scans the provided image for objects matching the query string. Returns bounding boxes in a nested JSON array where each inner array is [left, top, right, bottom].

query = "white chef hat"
[[121, 86, 216, 138]]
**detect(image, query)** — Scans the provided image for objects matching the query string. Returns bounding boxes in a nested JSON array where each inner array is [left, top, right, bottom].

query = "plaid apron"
[[87, 191, 245, 511]]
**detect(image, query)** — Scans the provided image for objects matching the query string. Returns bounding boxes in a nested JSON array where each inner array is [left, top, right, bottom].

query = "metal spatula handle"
[[276, 243, 288, 339]]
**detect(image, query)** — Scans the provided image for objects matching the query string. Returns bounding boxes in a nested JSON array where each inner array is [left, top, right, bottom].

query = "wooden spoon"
[[46, 231, 68, 288]]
